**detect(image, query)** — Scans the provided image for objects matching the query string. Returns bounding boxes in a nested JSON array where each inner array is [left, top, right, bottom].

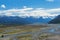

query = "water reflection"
[[49, 29, 55, 32], [47, 26, 60, 34]]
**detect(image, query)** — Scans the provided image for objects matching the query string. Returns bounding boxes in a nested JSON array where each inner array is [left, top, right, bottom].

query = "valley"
[[0, 24, 60, 40]]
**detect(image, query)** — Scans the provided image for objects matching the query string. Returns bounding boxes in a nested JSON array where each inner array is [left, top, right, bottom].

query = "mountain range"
[[0, 16, 52, 25]]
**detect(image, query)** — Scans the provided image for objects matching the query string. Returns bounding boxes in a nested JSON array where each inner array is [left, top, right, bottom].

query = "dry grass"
[[2, 25, 46, 34], [17, 34, 32, 40], [0, 24, 49, 40]]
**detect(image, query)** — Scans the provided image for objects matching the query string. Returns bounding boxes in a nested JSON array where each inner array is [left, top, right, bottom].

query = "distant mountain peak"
[[0, 16, 52, 25], [0, 15, 55, 19]]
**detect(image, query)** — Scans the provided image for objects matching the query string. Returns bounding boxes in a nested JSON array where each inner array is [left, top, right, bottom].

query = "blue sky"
[[0, 0, 60, 9], [0, 0, 60, 18]]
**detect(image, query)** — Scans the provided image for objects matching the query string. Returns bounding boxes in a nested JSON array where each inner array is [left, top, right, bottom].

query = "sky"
[[0, 0, 60, 18]]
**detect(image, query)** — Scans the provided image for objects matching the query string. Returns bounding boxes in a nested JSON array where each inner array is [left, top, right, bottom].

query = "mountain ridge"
[[0, 16, 52, 25], [48, 15, 60, 24]]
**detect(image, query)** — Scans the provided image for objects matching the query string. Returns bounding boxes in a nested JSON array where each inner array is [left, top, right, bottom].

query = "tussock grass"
[[17, 34, 32, 40]]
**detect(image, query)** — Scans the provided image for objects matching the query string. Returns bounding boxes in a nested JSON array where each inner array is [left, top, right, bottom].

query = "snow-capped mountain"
[[0, 15, 55, 25], [0, 7, 59, 25]]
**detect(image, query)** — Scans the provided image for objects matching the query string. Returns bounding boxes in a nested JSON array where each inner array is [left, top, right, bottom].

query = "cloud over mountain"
[[0, 7, 60, 19]]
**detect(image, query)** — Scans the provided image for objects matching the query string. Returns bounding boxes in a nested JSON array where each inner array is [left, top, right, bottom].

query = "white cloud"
[[0, 7, 60, 19], [23, 6, 27, 8], [46, 0, 54, 2], [1, 4, 6, 8]]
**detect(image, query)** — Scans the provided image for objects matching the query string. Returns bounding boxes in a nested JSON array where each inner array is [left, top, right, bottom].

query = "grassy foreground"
[[0, 24, 60, 40]]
